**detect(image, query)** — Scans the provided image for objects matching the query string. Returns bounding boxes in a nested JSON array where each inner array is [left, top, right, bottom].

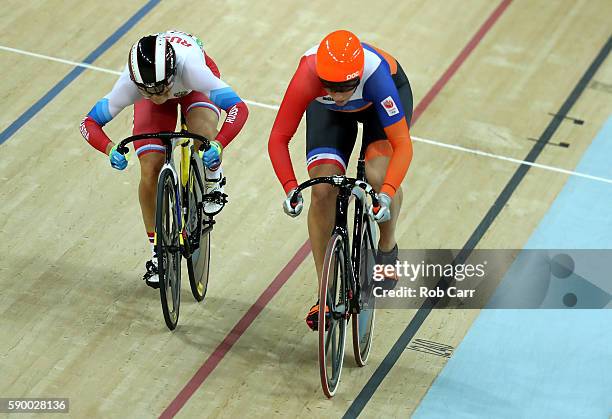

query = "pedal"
[[202, 191, 228, 216], [202, 218, 216, 227]]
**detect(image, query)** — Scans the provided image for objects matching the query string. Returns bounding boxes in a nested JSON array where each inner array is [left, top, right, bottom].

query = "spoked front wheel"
[[185, 158, 211, 302], [352, 217, 377, 366], [319, 233, 348, 398], [156, 169, 182, 330]]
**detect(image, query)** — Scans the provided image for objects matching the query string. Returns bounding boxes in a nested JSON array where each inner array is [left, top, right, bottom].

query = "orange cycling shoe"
[[306, 302, 330, 331], [376, 244, 400, 290]]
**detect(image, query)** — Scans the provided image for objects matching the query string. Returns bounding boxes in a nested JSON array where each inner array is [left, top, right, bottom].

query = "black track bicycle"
[[289, 153, 379, 397], [116, 129, 227, 330]]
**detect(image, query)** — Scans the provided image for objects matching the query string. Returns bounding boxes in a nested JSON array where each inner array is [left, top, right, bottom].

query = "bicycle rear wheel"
[[156, 169, 182, 330], [319, 233, 348, 398], [185, 160, 211, 302], [352, 216, 377, 366]]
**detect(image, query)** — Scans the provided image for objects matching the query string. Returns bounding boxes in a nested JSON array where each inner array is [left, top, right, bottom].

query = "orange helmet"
[[316, 30, 364, 84]]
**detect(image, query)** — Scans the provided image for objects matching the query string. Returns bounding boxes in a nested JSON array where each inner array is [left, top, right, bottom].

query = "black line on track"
[[547, 112, 585, 125], [526, 137, 571, 148]]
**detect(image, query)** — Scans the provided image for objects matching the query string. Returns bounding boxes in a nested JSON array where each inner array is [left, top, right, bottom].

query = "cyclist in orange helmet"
[[268, 30, 414, 330]]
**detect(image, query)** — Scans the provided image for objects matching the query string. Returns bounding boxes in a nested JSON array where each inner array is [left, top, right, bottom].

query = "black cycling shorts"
[[305, 63, 413, 172]]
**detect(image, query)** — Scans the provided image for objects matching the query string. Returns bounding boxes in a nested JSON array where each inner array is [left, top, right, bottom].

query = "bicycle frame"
[[292, 154, 378, 315], [116, 130, 218, 329], [333, 157, 376, 314], [159, 137, 215, 257], [159, 138, 187, 248], [182, 144, 215, 248], [116, 130, 212, 256]]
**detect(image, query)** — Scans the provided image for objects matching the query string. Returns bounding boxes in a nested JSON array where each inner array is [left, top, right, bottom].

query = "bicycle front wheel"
[[156, 169, 182, 330], [319, 233, 348, 398]]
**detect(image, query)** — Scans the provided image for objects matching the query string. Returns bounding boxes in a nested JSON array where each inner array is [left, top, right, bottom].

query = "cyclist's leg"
[[181, 91, 220, 143], [363, 142, 401, 251], [182, 92, 223, 214], [306, 101, 357, 284], [362, 63, 413, 252], [133, 98, 179, 246]]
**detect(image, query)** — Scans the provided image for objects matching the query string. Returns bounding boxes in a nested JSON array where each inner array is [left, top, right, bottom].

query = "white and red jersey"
[[80, 30, 248, 153]]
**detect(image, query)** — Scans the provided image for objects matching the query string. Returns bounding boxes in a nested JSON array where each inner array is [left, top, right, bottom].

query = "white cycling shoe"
[[204, 167, 227, 216], [143, 256, 159, 289]]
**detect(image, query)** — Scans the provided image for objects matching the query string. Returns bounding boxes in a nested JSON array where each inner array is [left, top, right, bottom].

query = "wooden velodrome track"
[[1, 0, 611, 417]]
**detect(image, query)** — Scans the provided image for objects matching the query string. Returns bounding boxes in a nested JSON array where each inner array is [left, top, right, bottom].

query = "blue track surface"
[[414, 117, 612, 419]]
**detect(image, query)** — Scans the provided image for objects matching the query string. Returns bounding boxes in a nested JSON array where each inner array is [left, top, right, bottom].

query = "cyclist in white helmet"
[[80, 30, 249, 288]]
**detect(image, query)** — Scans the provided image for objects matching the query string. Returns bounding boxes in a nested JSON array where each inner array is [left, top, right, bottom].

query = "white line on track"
[[3, 44, 611, 186], [0, 45, 122, 75], [412, 136, 612, 185], [242, 99, 279, 111]]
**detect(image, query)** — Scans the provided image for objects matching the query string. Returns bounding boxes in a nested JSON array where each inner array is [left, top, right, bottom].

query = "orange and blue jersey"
[[268, 42, 412, 198]]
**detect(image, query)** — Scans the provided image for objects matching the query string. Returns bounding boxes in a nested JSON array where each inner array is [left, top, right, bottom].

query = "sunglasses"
[[135, 75, 174, 96], [320, 77, 360, 93]]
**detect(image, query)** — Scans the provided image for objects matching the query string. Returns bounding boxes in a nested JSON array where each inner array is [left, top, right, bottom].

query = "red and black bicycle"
[[290, 153, 379, 397]]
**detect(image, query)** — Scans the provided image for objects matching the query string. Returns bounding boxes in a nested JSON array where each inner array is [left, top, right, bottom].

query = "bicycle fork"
[[154, 162, 185, 255], [332, 190, 358, 318]]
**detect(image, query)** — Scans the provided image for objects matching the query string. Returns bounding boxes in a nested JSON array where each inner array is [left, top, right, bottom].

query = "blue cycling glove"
[[109, 144, 128, 170], [203, 141, 223, 169]]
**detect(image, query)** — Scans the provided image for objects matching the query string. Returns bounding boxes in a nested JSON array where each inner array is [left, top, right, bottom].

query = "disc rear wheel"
[[352, 217, 377, 366], [185, 161, 211, 302], [156, 169, 182, 330]]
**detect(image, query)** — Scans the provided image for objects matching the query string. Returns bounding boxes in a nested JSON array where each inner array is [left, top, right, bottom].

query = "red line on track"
[[159, 1, 512, 416], [412, 0, 512, 124], [160, 241, 311, 418]]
